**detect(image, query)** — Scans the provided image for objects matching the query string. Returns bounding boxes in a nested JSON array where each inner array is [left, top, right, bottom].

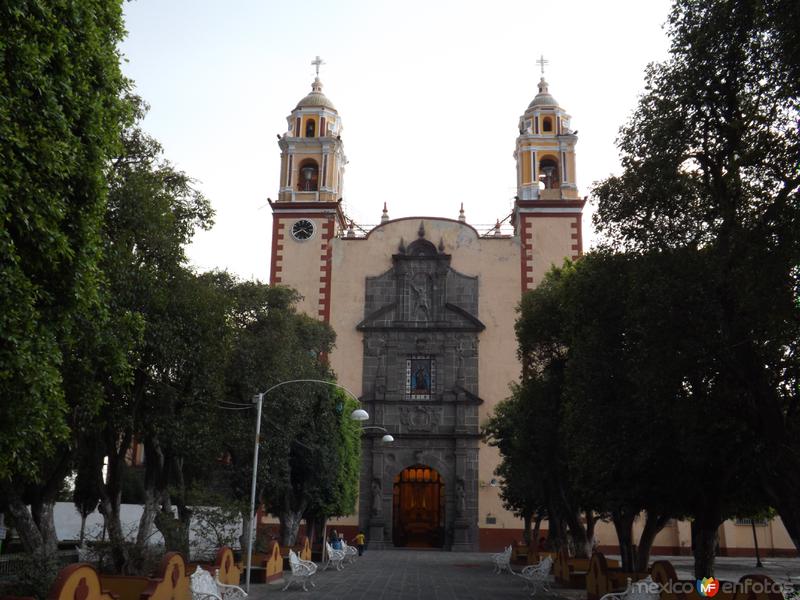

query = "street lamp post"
[[361, 425, 394, 443], [243, 379, 370, 592]]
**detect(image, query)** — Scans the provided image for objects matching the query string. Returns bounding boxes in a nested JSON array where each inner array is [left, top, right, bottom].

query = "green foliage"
[[482, 384, 544, 521], [0, 0, 129, 482], [591, 0, 800, 562], [306, 388, 361, 519], [218, 280, 361, 538]]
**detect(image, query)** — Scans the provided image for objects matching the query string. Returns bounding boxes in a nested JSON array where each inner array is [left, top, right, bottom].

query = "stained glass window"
[[406, 356, 435, 399]]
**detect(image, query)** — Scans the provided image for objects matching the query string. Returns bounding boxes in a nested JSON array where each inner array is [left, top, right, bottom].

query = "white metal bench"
[[491, 545, 513, 574], [516, 556, 553, 594], [281, 550, 317, 592], [600, 576, 660, 600], [341, 541, 358, 564], [322, 541, 345, 571], [190, 565, 247, 600]]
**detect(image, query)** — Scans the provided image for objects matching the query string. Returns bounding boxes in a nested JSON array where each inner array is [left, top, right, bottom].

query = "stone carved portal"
[[357, 222, 484, 551], [392, 465, 444, 548]]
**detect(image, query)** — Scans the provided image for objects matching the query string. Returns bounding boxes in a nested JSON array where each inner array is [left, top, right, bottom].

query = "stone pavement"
[[245, 550, 800, 600], [246, 549, 564, 600], [651, 555, 800, 583]]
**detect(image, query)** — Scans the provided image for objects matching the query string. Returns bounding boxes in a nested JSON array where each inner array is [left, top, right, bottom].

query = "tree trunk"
[[565, 511, 591, 558], [532, 512, 543, 550], [637, 512, 669, 572], [306, 515, 326, 546], [79, 513, 87, 544], [522, 511, 532, 546], [155, 505, 192, 557], [5, 490, 46, 554], [240, 510, 254, 555], [31, 499, 58, 555], [692, 516, 720, 579], [586, 511, 598, 551], [279, 510, 304, 547], [137, 486, 159, 549], [612, 509, 636, 572], [99, 425, 133, 573], [751, 520, 763, 568], [547, 513, 566, 553], [98, 495, 129, 573]]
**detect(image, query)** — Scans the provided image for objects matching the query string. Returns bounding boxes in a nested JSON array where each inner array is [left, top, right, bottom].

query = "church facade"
[[267, 67, 583, 552]]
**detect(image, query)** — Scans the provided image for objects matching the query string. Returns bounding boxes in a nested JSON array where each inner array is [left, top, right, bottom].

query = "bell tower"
[[269, 57, 347, 321], [513, 58, 579, 200], [276, 56, 346, 203], [513, 57, 585, 292]]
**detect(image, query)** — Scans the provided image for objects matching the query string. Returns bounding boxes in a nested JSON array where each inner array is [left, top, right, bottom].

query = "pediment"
[[357, 301, 485, 332]]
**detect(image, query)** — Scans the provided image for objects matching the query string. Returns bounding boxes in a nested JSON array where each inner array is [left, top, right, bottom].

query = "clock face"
[[291, 219, 315, 241]]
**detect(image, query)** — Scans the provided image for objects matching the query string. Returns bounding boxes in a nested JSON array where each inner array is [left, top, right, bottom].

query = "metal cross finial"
[[536, 54, 549, 76], [311, 55, 325, 77]]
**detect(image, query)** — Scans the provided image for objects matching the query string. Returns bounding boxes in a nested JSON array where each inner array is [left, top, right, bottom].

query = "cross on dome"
[[311, 55, 325, 77], [536, 54, 548, 76]]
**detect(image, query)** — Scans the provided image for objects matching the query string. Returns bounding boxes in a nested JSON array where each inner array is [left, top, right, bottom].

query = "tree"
[[593, 0, 800, 571], [508, 253, 769, 576], [72, 106, 215, 573], [302, 388, 362, 544], [482, 387, 547, 547], [219, 282, 345, 548], [0, 0, 129, 565], [513, 262, 597, 558]]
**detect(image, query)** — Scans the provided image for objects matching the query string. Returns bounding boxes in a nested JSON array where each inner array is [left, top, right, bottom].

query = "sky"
[[120, 0, 674, 281]]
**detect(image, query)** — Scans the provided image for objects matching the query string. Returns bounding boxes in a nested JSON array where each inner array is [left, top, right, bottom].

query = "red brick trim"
[[318, 218, 335, 323], [516, 199, 586, 210], [524, 211, 582, 218], [268, 199, 347, 228], [269, 218, 283, 285], [519, 214, 530, 294]]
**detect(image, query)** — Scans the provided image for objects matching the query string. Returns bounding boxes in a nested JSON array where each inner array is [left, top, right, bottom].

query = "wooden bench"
[[101, 552, 190, 600], [281, 550, 317, 592], [189, 566, 246, 600], [586, 552, 644, 600], [554, 548, 591, 588], [733, 574, 785, 600], [47, 564, 116, 600]]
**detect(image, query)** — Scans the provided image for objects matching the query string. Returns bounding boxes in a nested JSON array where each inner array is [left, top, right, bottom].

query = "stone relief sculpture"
[[409, 277, 430, 320], [456, 478, 466, 518], [371, 478, 382, 516]]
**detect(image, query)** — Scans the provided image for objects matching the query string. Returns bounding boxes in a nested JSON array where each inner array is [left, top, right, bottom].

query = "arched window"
[[542, 117, 553, 132], [305, 119, 316, 137], [298, 159, 319, 191], [539, 157, 559, 189]]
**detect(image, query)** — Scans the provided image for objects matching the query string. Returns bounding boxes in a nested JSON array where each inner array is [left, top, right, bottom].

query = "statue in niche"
[[371, 479, 382, 516], [376, 338, 386, 375], [409, 276, 430, 320], [375, 338, 386, 396], [456, 478, 466, 517], [456, 342, 465, 384]]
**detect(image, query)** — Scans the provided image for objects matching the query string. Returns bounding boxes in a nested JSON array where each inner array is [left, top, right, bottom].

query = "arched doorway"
[[392, 465, 445, 548]]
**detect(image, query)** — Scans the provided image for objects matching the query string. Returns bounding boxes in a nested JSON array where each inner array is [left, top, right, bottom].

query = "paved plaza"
[[248, 549, 547, 600], [247, 551, 800, 600]]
